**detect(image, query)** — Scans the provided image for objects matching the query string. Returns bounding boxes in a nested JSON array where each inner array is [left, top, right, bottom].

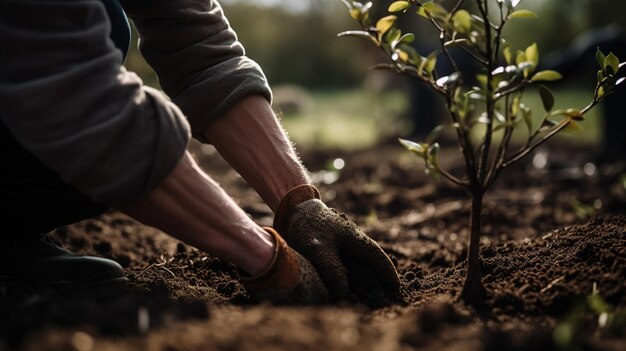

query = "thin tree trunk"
[[460, 191, 487, 303]]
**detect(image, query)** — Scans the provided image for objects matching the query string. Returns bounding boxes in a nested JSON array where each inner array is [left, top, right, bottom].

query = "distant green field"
[[281, 87, 603, 150], [279, 89, 409, 150]]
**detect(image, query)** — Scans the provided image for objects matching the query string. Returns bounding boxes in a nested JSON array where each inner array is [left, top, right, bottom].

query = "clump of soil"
[[1, 141, 625, 351]]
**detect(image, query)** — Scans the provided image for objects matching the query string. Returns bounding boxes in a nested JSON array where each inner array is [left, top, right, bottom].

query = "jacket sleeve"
[[0, 0, 191, 207], [120, 0, 273, 141]]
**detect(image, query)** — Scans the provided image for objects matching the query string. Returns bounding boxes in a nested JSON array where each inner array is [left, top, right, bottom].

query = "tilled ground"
[[1, 140, 625, 351]]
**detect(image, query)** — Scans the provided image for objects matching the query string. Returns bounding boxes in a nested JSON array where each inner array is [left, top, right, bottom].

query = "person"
[[0, 0, 401, 305]]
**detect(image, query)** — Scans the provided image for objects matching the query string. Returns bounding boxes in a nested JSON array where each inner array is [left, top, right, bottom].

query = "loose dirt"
[[1, 140, 624, 351]]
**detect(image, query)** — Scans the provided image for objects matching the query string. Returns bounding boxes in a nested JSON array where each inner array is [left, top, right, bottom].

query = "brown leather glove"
[[240, 227, 329, 305], [274, 185, 402, 306]]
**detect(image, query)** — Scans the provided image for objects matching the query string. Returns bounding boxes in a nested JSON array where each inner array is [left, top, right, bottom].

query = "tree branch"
[[502, 99, 600, 169], [440, 166, 470, 187], [485, 94, 516, 187], [475, 0, 494, 185]]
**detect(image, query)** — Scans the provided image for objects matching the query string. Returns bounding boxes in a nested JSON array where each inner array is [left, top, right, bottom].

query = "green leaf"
[[393, 49, 410, 62], [605, 52, 619, 75], [427, 143, 440, 159], [520, 103, 532, 132], [525, 42, 539, 68], [517, 61, 534, 73], [399, 33, 415, 44], [420, 54, 437, 76], [492, 65, 512, 75], [507, 9, 538, 19], [516, 50, 526, 65], [494, 109, 506, 123], [516, 50, 532, 77], [426, 125, 443, 144], [349, 9, 361, 20], [564, 120, 582, 133], [376, 15, 397, 36], [531, 70, 563, 82], [388, 1, 410, 13], [337, 30, 373, 40], [436, 72, 460, 88], [386, 27, 402, 47], [596, 49, 606, 68], [425, 143, 441, 180], [597, 70, 604, 82], [539, 85, 554, 112], [565, 108, 584, 121], [588, 294, 611, 314], [511, 95, 521, 116], [417, 2, 446, 18], [398, 43, 420, 64], [452, 10, 472, 34], [476, 74, 488, 89], [409, 52, 424, 67], [504, 46, 513, 65], [399, 138, 426, 157], [444, 39, 469, 48]]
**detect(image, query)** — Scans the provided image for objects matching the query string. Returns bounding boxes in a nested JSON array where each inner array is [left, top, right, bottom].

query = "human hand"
[[240, 227, 329, 305], [274, 185, 402, 306]]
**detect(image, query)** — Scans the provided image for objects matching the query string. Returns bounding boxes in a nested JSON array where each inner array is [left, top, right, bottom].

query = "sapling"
[[339, 0, 625, 303]]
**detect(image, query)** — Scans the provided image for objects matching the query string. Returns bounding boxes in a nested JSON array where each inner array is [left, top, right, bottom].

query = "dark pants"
[[0, 123, 109, 234]]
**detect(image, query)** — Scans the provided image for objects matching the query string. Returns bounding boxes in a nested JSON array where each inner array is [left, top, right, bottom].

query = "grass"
[[279, 89, 409, 150], [280, 86, 603, 150]]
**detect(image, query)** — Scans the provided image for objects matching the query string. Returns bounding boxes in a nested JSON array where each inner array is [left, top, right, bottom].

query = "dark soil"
[[1, 139, 625, 351]]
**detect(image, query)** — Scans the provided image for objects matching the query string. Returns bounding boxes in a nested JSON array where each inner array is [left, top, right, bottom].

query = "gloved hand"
[[240, 227, 329, 305], [274, 185, 402, 306]]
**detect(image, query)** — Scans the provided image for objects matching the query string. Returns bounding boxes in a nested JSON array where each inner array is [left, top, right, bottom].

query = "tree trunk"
[[459, 192, 487, 304]]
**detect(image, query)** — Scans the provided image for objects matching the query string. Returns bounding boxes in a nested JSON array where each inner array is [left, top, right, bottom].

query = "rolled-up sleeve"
[[0, 0, 191, 207], [121, 0, 272, 141]]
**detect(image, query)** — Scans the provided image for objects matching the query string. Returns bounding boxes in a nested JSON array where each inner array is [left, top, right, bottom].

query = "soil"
[[1, 139, 625, 351]]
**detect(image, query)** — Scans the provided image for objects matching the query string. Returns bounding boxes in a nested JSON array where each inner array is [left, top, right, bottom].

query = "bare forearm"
[[203, 95, 311, 212], [122, 151, 274, 276]]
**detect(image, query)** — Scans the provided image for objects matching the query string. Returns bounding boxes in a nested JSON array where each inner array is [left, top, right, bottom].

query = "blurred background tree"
[[124, 0, 372, 89], [122, 0, 624, 150], [223, 2, 367, 87], [124, 0, 626, 91]]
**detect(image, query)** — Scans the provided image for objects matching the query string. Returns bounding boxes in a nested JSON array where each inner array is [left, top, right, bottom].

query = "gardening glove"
[[240, 227, 329, 305], [274, 185, 402, 306]]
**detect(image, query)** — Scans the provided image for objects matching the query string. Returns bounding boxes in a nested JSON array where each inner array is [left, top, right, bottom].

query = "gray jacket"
[[0, 0, 272, 207]]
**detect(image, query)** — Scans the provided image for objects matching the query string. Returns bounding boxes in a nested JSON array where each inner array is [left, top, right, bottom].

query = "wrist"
[[123, 152, 276, 277], [202, 95, 312, 211], [238, 226, 276, 276], [273, 184, 321, 236], [240, 227, 300, 291]]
